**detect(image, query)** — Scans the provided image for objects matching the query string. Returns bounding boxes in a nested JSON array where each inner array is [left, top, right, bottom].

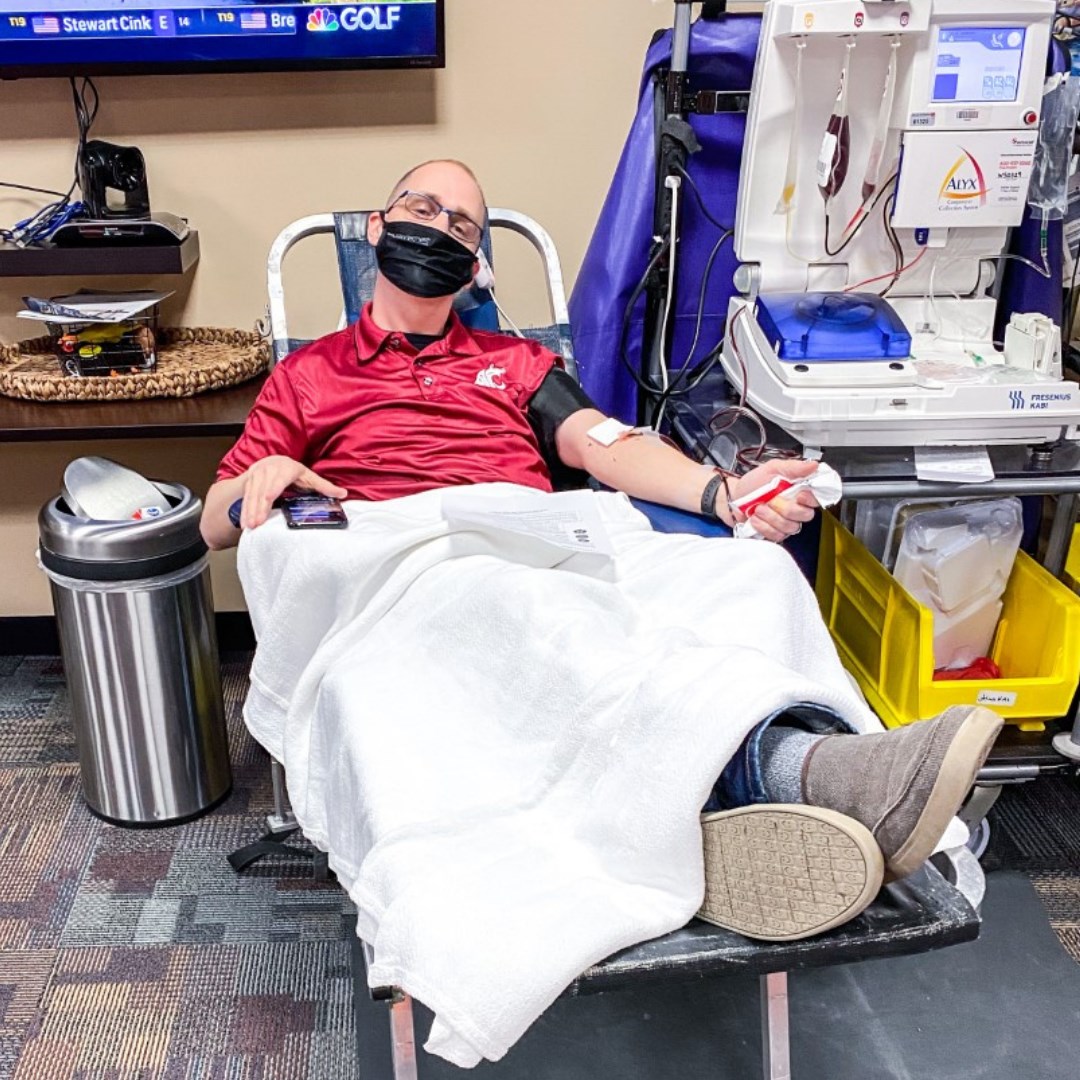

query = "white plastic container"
[[929, 595, 1004, 671], [893, 499, 1024, 669], [854, 497, 954, 569]]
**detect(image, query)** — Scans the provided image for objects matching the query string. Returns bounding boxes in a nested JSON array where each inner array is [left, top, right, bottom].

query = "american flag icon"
[[32, 16, 60, 33], [239, 11, 267, 30]]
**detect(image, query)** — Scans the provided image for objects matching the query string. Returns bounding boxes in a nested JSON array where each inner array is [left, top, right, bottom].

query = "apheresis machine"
[[723, 0, 1080, 449]]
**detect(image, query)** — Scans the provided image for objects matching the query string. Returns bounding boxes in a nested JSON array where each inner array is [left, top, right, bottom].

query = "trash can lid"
[[62, 456, 172, 522], [39, 479, 206, 567]]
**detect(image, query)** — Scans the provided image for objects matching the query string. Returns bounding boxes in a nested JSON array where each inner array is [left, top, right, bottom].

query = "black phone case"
[[282, 496, 348, 530]]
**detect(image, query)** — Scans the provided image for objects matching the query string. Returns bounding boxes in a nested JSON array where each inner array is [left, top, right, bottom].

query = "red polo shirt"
[[216, 304, 559, 500]]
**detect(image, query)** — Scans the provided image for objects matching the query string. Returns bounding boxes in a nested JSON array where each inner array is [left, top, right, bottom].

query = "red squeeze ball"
[[933, 657, 1002, 681]]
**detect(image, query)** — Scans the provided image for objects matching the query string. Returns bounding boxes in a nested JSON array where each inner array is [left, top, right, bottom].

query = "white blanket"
[[238, 484, 879, 1067]]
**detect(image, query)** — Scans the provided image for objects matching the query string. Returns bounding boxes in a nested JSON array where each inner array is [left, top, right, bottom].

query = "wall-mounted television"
[[0, 1, 444, 78]]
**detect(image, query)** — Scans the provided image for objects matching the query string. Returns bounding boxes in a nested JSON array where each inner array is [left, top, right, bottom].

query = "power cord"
[[648, 162, 735, 426], [618, 236, 674, 397], [649, 228, 732, 427], [0, 181, 67, 198], [1, 77, 98, 247]]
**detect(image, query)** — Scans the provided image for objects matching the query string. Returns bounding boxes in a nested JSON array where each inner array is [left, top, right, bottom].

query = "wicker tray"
[[0, 327, 268, 402]]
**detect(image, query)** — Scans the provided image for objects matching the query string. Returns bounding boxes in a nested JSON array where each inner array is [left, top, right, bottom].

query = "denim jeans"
[[702, 703, 858, 813]]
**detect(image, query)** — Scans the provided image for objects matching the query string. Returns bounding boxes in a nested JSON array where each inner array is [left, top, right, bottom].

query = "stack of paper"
[[16, 290, 172, 325]]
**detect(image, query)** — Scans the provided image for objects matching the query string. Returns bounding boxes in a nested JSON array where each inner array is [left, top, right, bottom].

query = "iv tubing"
[[845, 247, 927, 293], [862, 38, 901, 205], [839, 38, 901, 241], [776, 39, 807, 216]]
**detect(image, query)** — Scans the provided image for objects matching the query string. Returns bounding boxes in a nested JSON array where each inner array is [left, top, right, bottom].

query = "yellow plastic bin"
[[816, 513, 1080, 732]]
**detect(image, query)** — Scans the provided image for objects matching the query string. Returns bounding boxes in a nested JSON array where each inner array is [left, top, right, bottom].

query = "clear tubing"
[[862, 37, 901, 204], [925, 226, 1051, 352], [776, 39, 807, 216], [985, 210, 1053, 281]]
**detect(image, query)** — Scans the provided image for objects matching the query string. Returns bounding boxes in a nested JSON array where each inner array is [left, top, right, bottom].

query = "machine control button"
[[1024, 111, 1038, 126]]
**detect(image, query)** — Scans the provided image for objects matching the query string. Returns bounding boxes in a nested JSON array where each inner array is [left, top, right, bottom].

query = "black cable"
[[672, 162, 730, 234], [6, 77, 98, 247], [656, 335, 728, 418], [639, 163, 735, 424], [622, 169, 736, 415], [618, 237, 673, 397], [878, 192, 904, 297], [650, 229, 733, 425], [679, 341, 727, 394], [676, 228, 732, 372], [0, 181, 68, 198]]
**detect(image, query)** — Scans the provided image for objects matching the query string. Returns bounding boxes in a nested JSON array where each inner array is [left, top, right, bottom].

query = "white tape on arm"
[[586, 418, 635, 447]]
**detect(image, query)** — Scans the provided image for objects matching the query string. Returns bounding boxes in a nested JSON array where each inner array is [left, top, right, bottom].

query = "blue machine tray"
[[756, 292, 912, 363]]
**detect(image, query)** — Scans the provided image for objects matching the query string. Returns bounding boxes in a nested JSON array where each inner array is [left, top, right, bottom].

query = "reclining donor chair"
[[228, 207, 984, 1080]]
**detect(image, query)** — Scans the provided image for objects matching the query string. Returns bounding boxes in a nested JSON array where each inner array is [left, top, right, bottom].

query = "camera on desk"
[[77, 140, 150, 220]]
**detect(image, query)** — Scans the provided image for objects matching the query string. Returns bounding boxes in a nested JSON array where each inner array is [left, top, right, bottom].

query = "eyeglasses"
[[386, 190, 484, 247]]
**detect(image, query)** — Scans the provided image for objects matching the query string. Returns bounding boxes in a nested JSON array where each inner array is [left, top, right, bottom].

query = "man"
[[203, 159, 1000, 942]]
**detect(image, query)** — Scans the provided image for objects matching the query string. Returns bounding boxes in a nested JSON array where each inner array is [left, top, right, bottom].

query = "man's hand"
[[237, 455, 348, 530], [726, 459, 819, 544]]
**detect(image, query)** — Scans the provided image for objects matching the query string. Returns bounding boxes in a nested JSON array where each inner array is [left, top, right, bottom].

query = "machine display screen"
[[932, 26, 1026, 104]]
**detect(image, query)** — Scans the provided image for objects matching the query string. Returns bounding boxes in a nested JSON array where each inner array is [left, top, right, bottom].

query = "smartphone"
[[282, 493, 348, 530]]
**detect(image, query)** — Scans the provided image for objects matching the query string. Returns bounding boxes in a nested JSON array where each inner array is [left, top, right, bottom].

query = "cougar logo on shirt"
[[475, 364, 507, 390]]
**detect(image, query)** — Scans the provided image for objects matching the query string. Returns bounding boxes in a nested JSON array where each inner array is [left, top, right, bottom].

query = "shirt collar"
[[353, 302, 485, 364]]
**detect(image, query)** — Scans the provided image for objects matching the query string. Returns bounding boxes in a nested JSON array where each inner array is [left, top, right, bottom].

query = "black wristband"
[[700, 472, 727, 521]]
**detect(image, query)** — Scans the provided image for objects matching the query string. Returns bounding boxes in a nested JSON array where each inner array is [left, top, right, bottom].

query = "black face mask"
[[375, 219, 477, 299]]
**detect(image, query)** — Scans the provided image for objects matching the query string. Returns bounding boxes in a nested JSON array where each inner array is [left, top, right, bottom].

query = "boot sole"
[[697, 804, 884, 942], [885, 706, 1003, 880]]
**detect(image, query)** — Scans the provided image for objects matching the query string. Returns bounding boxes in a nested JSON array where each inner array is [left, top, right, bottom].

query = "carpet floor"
[[0, 654, 357, 1080], [1, 653, 1078, 1078]]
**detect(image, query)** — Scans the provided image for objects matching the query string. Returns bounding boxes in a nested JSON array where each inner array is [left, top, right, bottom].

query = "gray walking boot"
[[802, 705, 1003, 880]]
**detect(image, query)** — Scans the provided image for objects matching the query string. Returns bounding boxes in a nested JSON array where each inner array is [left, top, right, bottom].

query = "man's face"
[[368, 162, 486, 254]]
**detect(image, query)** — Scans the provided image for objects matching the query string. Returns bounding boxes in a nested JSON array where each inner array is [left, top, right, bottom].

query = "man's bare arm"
[[554, 409, 817, 543]]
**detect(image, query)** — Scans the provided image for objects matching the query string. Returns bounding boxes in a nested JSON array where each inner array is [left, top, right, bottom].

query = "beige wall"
[[0, 1, 759, 617]]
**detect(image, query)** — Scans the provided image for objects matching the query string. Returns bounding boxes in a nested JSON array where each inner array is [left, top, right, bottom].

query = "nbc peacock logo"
[[307, 7, 340, 32], [938, 149, 990, 209]]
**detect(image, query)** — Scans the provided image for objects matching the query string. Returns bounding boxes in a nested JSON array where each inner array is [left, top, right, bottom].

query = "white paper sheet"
[[914, 445, 995, 484], [441, 488, 615, 556]]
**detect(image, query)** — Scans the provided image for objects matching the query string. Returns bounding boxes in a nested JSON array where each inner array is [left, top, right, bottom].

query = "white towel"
[[238, 484, 879, 1067]]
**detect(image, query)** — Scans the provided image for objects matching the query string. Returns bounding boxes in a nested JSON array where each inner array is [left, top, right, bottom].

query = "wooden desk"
[[0, 375, 263, 442]]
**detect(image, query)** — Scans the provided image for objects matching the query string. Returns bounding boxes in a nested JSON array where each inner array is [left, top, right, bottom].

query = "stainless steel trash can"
[[38, 479, 231, 826]]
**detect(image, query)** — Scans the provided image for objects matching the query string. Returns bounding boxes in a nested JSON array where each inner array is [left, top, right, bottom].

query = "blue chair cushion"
[[630, 498, 732, 539]]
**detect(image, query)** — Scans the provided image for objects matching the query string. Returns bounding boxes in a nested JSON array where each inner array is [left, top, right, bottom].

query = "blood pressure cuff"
[[526, 366, 598, 472]]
